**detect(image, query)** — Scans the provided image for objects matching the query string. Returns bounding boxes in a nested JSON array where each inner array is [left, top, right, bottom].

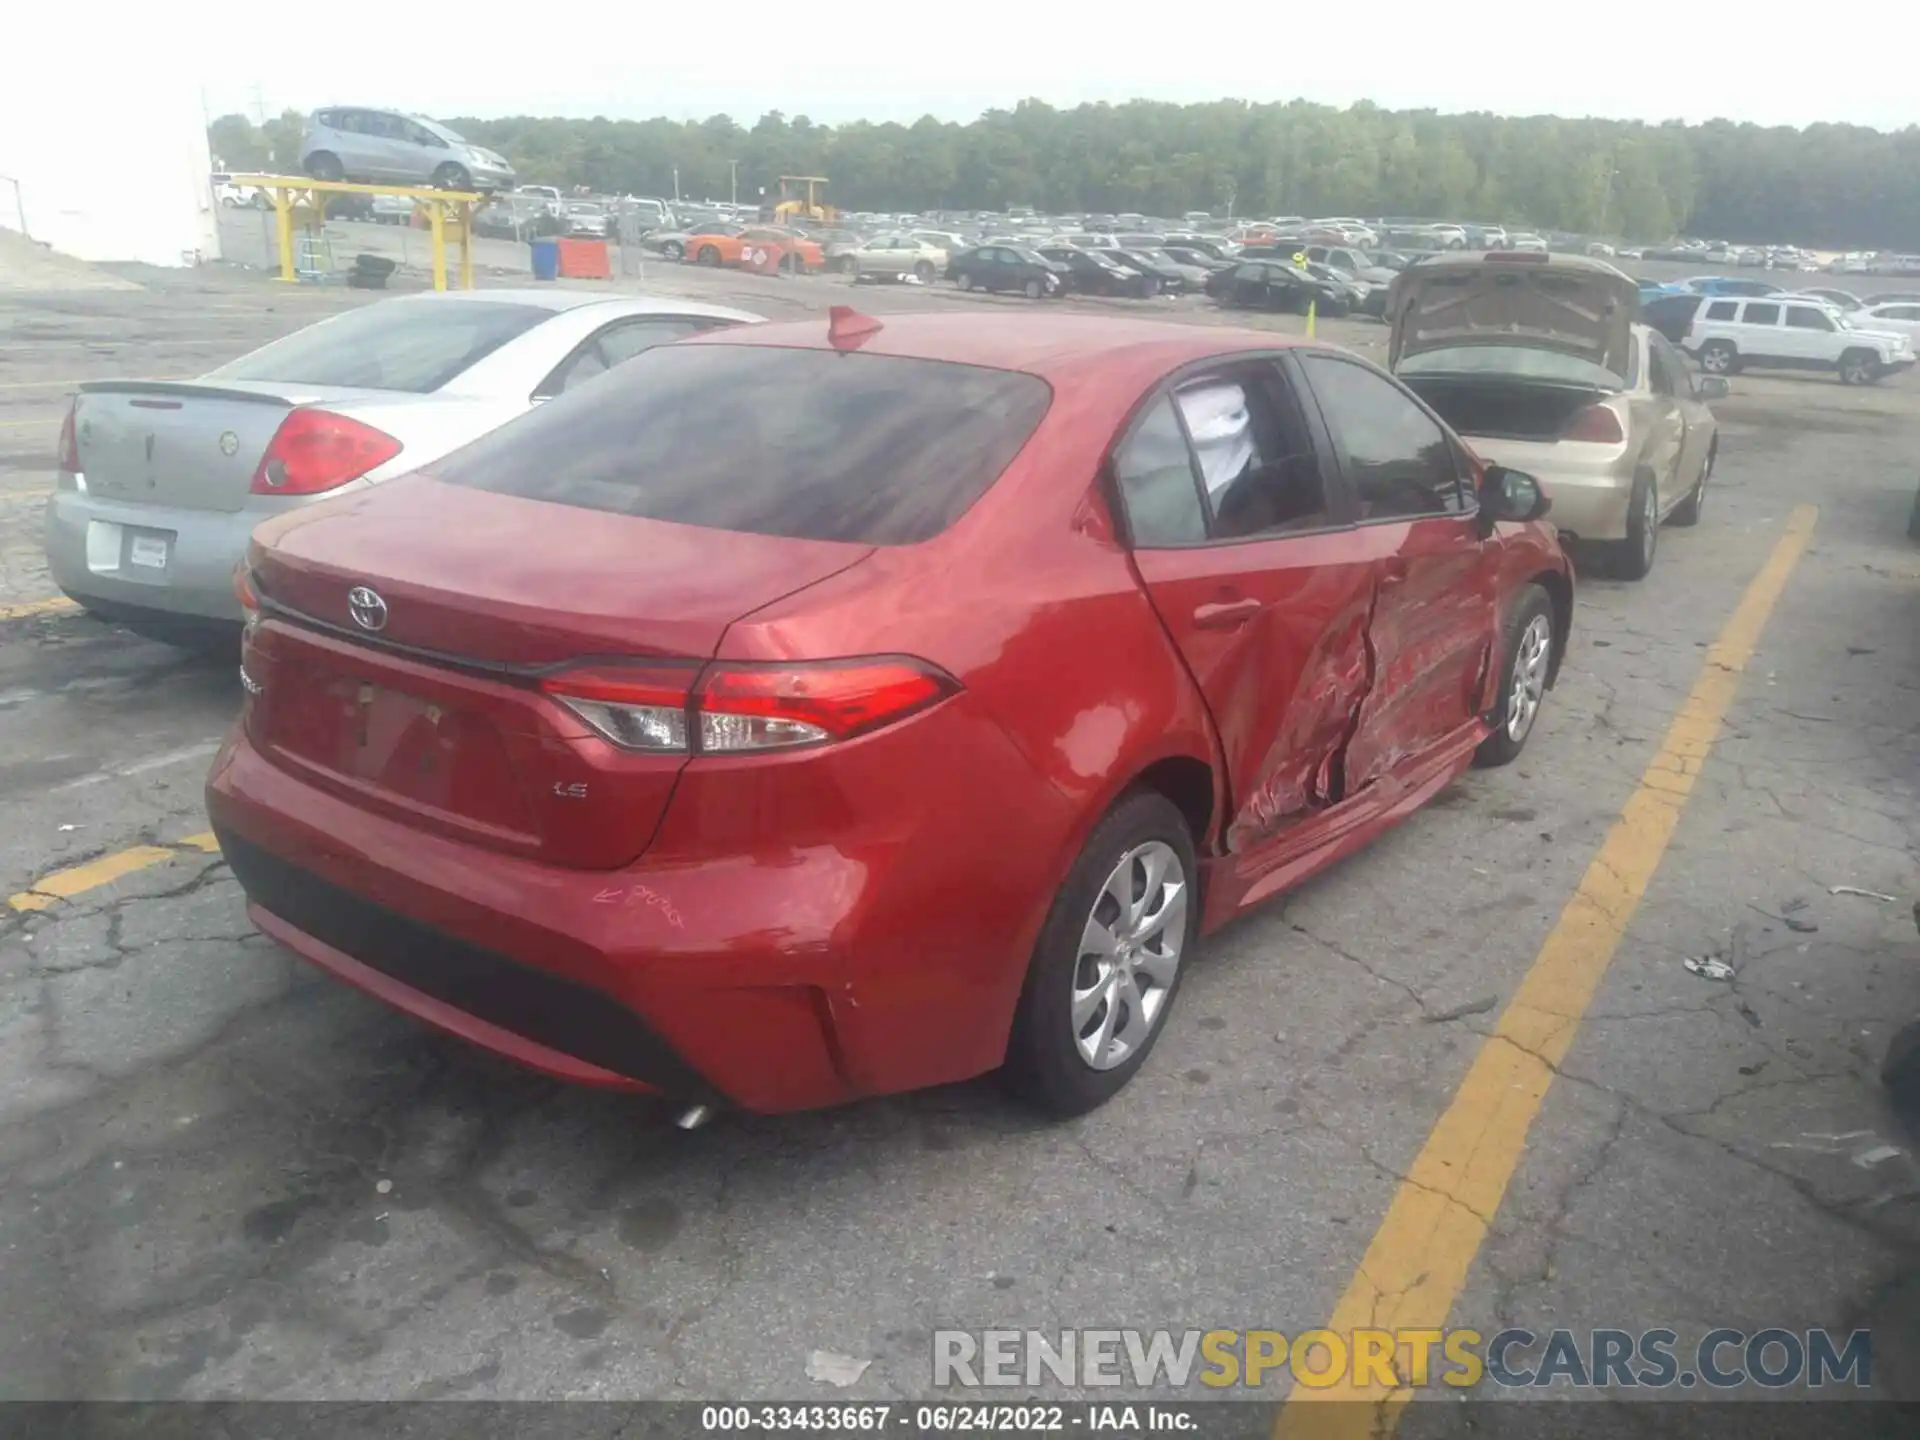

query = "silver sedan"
[[45, 290, 762, 636]]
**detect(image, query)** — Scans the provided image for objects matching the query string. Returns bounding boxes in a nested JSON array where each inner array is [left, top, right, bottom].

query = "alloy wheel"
[[1506, 614, 1554, 742], [1071, 841, 1188, 1071]]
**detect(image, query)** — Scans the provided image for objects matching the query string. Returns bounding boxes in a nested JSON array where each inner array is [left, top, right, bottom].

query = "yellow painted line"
[[0, 417, 56, 428], [0, 596, 78, 622], [1274, 504, 1820, 1437], [7, 832, 221, 912]]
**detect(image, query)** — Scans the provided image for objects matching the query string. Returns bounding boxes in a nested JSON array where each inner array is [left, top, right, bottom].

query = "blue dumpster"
[[529, 239, 560, 282]]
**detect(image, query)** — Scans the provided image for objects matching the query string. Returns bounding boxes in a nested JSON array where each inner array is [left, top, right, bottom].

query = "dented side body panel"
[[1131, 532, 1378, 855], [1339, 513, 1502, 795]]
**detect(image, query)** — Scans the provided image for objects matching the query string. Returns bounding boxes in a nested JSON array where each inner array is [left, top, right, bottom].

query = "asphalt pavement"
[[0, 247, 1916, 1421]]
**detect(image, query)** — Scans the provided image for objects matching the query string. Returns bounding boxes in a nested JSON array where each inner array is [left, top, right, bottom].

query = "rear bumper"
[[206, 692, 1077, 1111], [44, 488, 258, 621], [1465, 440, 1636, 542]]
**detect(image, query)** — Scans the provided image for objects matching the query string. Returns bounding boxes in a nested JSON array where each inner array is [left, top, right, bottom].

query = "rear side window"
[[435, 345, 1052, 545], [210, 300, 550, 393], [1742, 303, 1781, 326], [1705, 300, 1738, 321], [1113, 397, 1206, 546], [1785, 307, 1834, 332]]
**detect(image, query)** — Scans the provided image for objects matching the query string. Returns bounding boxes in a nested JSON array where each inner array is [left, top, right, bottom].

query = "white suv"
[[1683, 295, 1915, 385]]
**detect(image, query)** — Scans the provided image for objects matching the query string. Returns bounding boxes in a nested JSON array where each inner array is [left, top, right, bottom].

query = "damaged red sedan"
[[208, 310, 1573, 1118]]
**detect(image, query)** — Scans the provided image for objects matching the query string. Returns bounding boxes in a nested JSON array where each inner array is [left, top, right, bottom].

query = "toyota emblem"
[[347, 586, 389, 632]]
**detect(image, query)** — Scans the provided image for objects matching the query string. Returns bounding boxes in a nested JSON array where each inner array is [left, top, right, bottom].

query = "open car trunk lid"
[[1387, 255, 1638, 379], [243, 476, 874, 869]]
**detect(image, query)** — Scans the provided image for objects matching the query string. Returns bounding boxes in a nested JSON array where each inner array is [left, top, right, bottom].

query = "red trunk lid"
[[242, 477, 873, 869]]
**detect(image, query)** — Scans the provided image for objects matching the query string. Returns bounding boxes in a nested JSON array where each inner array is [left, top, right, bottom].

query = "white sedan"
[[1849, 302, 1920, 342], [844, 234, 949, 282]]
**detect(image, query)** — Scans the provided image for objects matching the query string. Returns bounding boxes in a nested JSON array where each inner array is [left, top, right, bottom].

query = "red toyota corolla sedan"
[[207, 309, 1573, 1118]]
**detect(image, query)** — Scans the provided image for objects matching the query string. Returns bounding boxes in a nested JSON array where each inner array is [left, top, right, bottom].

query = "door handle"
[[1192, 598, 1261, 629]]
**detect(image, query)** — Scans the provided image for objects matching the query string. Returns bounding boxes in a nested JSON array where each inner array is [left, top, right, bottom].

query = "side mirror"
[[1697, 376, 1731, 400], [1479, 465, 1551, 531]]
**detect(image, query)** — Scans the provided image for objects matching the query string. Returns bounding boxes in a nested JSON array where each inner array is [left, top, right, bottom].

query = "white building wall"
[[0, 76, 220, 267]]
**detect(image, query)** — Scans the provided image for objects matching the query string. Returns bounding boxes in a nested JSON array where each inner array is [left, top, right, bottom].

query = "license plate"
[[128, 535, 170, 570]]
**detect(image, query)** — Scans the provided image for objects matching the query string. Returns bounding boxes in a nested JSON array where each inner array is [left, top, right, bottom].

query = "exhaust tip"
[[675, 1104, 714, 1131]]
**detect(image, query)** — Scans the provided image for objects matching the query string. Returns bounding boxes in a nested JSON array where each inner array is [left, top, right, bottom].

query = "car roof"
[[686, 312, 1299, 384], [379, 289, 761, 322]]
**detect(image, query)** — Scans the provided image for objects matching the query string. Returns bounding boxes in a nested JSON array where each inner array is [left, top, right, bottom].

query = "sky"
[[123, 3, 1920, 132]]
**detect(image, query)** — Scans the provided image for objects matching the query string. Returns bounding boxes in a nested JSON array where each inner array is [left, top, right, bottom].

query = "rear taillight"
[[539, 664, 695, 753], [250, 409, 403, 496], [233, 564, 261, 630], [540, 658, 958, 755], [56, 398, 80, 472], [1562, 404, 1626, 445]]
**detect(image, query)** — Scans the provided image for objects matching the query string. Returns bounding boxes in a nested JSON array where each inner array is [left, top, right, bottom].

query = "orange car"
[[686, 226, 825, 273]]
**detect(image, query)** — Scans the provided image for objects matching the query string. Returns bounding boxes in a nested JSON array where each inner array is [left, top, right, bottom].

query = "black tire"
[[1606, 470, 1660, 580], [432, 163, 472, 192], [1669, 443, 1713, 526], [1003, 790, 1199, 1116], [661, 240, 685, 260], [304, 152, 344, 182], [696, 245, 721, 267], [834, 254, 856, 274], [914, 260, 935, 283], [1698, 340, 1739, 376], [1142, 277, 1161, 297], [1023, 278, 1043, 299], [1474, 584, 1557, 768], [1839, 349, 1880, 386]]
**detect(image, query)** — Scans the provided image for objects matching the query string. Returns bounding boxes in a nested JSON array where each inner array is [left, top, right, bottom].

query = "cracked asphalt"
[[1, 251, 1917, 1412]]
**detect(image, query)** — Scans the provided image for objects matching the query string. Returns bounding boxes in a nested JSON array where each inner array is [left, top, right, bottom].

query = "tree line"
[[209, 100, 1920, 248]]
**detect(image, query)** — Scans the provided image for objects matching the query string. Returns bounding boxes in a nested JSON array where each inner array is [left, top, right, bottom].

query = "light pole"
[[673, 167, 681, 204], [730, 160, 739, 206]]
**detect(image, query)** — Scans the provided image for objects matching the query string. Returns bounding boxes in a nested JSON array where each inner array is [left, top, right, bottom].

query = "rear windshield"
[[1398, 343, 1633, 389], [433, 344, 1053, 545], [210, 301, 549, 393]]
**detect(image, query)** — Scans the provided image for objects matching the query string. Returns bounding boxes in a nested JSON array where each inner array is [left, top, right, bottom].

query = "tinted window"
[[1742, 303, 1781, 326], [1648, 333, 1693, 397], [1646, 338, 1676, 395], [1705, 300, 1739, 321], [1113, 396, 1205, 546], [1785, 306, 1834, 331], [437, 345, 1052, 546], [1299, 355, 1464, 520], [1174, 371, 1328, 539], [210, 300, 550, 393]]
